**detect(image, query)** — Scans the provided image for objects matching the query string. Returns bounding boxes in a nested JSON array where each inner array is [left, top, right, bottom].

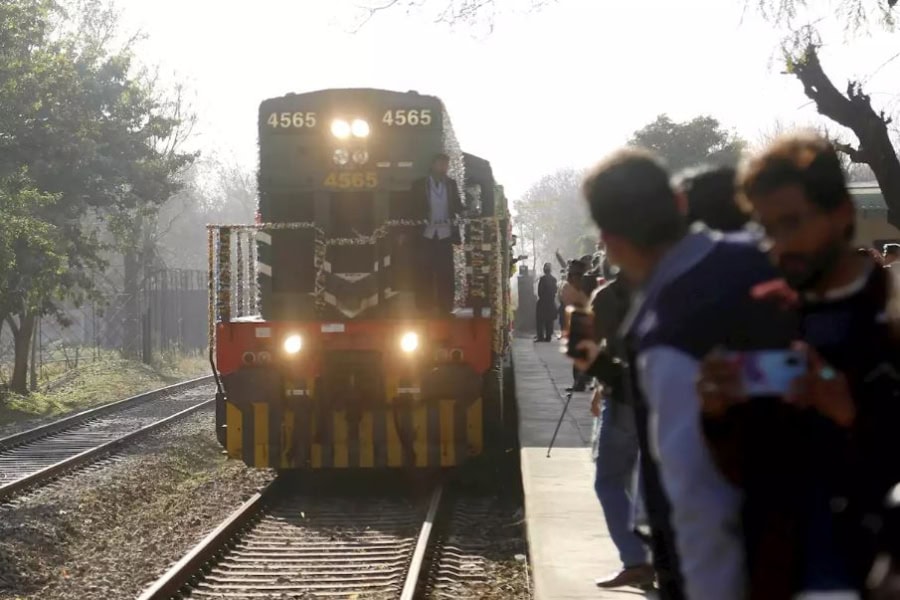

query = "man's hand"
[[696, 349, 745, 418], [869, 248, 885, 266], [573, 339, 600, 373], [786, 342, 855, 428]]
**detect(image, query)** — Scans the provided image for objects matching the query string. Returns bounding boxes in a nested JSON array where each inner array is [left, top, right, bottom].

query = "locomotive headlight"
[[400, 332, 419, 354], [333, 148, 350, 165], [351, 118, 370, 138], [283, 334, 303, 354], [352, 149, 369, 165], [330, 119, 351, 139]]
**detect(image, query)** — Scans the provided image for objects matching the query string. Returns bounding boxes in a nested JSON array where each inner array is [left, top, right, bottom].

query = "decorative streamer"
[[236, 232, 244, 315], [250, 231, 258, 315], [217, 227, 232, 323], [207, 226, 215, 354], [208, 215, 505, 320]]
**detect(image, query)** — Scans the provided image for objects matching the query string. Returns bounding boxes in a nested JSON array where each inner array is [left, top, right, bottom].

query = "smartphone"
[[727, 349, 806, 396], [563, 306, 593, 359]]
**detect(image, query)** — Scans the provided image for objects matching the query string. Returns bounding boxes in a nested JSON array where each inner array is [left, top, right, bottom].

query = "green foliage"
[[0, 351, 207, 427], [0, 0, 196, 394], [0, 172, 65, 320], [628, 114, 746, 173]]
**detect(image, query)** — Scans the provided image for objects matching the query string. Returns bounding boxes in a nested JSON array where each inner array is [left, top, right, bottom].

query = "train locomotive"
[[208, 88, 513, 470]]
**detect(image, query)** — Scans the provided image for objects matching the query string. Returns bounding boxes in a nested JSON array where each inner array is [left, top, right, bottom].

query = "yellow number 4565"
[[323, 172, 378, 189]]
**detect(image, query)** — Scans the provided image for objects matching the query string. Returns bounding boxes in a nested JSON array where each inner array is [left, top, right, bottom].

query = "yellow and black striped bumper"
[[225, 398, 483, 468]]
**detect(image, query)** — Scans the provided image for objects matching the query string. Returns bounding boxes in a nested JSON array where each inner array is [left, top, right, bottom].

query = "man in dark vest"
[[411, 153, 463, 315], [534, 262, 557, 341], [572, 148, 793, 600]]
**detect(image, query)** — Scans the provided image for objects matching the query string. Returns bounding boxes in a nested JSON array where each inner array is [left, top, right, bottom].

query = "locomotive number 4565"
[[323, 172, 378, 189]]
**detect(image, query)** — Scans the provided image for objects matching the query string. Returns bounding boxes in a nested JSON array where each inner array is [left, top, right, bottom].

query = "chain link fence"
[[0, 268, 209, 391]]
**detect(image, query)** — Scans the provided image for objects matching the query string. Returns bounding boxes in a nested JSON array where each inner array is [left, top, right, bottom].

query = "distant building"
[[849, 181, 899, 248]]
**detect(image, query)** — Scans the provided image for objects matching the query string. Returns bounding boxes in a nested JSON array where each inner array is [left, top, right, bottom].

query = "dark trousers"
[[571, 366, 588, 389], [419, 235, 455, 314], [535, 304, 555, 341], [633, 397, 686, 600]]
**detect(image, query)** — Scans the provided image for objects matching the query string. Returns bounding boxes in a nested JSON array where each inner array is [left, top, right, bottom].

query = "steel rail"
[[138, 481, 445, 600], [400, 483, 444, 600], [136, 483, 272, 600], [0, 375, 213, 452], [0, 397, 214, 501]]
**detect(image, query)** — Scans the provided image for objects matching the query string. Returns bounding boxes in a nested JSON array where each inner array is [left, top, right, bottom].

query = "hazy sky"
[[116, 0, 898, 199]]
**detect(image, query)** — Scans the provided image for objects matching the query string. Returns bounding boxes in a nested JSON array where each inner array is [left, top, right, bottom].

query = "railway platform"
[[514, 337, 656, 600]]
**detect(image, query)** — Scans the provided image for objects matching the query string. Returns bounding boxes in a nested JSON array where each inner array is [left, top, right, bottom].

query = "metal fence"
[[0, 268, 209, 391]]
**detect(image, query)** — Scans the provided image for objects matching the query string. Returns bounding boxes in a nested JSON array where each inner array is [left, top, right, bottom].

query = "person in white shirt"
[[412, 153, 463, 315]]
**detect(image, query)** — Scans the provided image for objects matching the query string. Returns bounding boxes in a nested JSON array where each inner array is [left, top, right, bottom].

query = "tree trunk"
[[122, 248, 142, 359], [30, 317, 38, 391], [791, 44, 900, 227], [8, 312, 36, 395]]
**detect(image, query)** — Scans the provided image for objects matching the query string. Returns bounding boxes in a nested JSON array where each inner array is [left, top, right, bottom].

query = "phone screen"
[[728, 350, 806, 396]]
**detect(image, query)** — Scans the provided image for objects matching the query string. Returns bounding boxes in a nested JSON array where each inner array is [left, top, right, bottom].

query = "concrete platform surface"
[[514, 337, 656, 600]]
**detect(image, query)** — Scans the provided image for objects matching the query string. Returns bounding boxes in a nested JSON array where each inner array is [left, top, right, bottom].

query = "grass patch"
[[0, 351, 209, 428]]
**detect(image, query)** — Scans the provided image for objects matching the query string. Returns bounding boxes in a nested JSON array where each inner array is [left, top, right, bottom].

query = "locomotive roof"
[[260, 88, 444, 107], [463, 152, 494, 185]]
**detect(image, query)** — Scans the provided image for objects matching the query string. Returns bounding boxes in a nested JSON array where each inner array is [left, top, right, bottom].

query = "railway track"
[[139, 478, 444, 600], [0, 376, 214, 501]]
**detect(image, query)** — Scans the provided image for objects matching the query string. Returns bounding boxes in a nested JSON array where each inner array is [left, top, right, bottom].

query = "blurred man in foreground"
[[697, 132, 900, 599], [573, 148, 794, 600]]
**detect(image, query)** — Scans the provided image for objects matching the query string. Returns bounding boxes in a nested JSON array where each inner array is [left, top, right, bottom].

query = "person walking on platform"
[[573, 148, 794, 600], [534, 262, 557, 342], [587, 267, 655, 589]]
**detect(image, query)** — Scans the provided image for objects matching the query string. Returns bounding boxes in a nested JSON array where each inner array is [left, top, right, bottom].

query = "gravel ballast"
[[0, 407, 273, 600]]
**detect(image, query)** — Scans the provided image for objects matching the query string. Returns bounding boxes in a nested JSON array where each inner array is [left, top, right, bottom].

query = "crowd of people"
[[539, 131, 900, 599]]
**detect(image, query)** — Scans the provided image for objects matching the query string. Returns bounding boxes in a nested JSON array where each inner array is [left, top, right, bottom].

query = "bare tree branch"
[[351, 0, 553, 32], [751, 0, 897, 31], [349, 0, 407, 33], [786, 41, 900, 224]]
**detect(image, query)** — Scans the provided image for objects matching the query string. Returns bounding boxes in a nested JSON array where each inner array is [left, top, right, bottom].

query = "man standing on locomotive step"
[[413, 153, 463, 315]]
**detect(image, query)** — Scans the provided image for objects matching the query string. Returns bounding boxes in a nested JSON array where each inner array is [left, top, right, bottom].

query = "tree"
[[754, 0, 896, 29], [513, 167, 592, 269], [155, 155, 257, 271], [0, 173, 64, 393], [753, 1, 900, 226], [628, 114, 746, 173], [0, 0, 196, 391], [353, 0, 554, 31]]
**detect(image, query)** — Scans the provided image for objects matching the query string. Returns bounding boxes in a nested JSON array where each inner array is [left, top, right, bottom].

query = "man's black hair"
[[582, 147, 686, 248], [433, 152, 450, 163], [676, 164, 749, 232], [740, 132, 849, 213]]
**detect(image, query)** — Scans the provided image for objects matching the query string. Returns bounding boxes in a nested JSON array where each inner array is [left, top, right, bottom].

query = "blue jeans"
[[595, 398, 648, 568]]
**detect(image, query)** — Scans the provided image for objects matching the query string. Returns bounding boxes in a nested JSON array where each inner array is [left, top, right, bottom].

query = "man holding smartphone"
[[572, 148, 795, 600], [696, 133, 900, 599]]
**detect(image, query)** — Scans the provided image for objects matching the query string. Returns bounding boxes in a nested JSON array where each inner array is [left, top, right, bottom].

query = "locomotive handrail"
[[207, 214, 508, 342], [204, 214, 504, 230]]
